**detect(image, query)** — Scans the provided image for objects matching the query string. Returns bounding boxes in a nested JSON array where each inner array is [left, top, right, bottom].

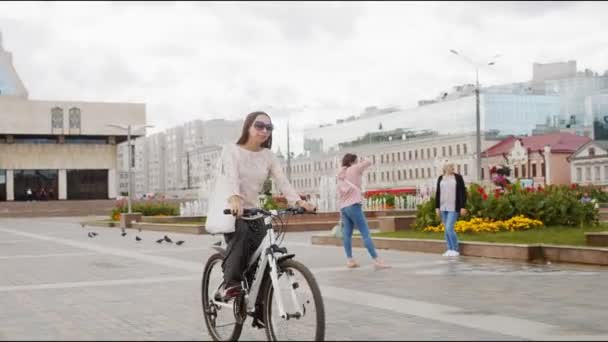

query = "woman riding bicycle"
[[214, 111, 316, 302]]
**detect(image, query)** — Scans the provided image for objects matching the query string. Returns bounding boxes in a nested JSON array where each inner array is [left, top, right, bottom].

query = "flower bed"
[[414, 182, 599, 230], [110, 199, 179, 221], [423, 215, 544, 233]]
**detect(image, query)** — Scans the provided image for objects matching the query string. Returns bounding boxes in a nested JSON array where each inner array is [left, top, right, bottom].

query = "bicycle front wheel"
[[264, 259, 325, 341], [201, 252, 243, 341]]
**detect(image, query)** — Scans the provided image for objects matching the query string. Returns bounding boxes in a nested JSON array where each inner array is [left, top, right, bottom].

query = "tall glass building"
[[303, 93, 561, 153], [545, 75, 608, 127]]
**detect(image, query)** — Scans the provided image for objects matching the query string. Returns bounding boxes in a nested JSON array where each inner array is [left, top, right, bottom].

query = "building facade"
[[277, 132, 496, 199], [481, 132, 590, 186], [116, 119, 242, 198], [303, 93, 561, 154], [0, 35, 146, 201], [569, 140, 608, 187]]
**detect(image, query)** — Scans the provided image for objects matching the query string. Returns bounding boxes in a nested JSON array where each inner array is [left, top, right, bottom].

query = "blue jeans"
[[441, 211, 460, 251], [340, 203, 378, 259]]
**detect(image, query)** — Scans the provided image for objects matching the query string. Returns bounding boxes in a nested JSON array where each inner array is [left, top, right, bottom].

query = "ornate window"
[[51, 107, 64, 129], [69, 107, 81, 129]]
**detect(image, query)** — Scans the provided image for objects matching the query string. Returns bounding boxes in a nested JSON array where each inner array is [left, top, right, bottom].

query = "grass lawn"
[[373, 223, 608, 246]]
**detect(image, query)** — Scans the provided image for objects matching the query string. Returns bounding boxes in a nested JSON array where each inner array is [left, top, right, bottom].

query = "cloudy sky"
[[1, 1, 607, 153]]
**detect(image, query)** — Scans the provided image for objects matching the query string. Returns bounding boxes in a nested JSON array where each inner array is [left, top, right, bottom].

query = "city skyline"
[[1, 1, 607, 154]]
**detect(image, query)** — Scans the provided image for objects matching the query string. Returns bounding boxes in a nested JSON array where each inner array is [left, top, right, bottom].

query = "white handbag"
[[205, 145, 237, 235]]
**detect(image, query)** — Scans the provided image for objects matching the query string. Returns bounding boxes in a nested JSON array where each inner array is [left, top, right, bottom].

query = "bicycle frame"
[[210, 211, 303, 320]]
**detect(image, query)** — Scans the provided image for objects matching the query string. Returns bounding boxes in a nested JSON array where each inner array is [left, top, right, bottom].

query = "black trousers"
[[222, 218, 266, 287]]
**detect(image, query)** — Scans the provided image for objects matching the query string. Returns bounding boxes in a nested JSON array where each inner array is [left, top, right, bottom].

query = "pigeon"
[[121, 232, 127, 237], [88, 232, 97, 238], [164, 235, 173, 243], [156, 238, 164, 244], [176, 240, 185, 246], [135, 236, 142, 242]]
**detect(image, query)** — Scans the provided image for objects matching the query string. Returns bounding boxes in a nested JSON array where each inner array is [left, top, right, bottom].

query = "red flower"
[[482, 193, 489, 200], [571, 184, 577, 189], [493, 189, 501, 199]]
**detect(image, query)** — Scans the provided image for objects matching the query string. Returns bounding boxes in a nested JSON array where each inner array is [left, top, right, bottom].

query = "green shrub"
[[413, 183, 599, 229], [413, 196, 440, 229], [110, 199, 179, 220]]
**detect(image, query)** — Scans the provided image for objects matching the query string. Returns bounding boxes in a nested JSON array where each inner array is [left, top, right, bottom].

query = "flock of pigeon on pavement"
[[83, 226, 185, 246]]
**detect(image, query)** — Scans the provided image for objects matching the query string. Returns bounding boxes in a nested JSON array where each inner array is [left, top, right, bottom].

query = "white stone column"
[[108, 168, 117, 199], [6, 169, 14, 201], [59, 169, 67, 200], [544, 145, 551, 185]]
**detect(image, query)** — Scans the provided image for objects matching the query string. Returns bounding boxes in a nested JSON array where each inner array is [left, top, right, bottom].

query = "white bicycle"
[[201, 207, 326, 341]]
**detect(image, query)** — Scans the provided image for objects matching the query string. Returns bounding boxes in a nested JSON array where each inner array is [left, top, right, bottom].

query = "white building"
[[278, 131, 496, 199], [116, 118, 242, 198], [0, 32, 147, 201], [569, 140, 608, 186]]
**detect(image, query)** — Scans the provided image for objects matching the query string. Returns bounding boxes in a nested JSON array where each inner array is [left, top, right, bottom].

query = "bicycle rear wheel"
[[264, 259, 325, 341], [201, 253, 243, 341]]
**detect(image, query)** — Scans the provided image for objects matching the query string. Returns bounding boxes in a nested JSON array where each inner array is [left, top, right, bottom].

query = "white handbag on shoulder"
[[205, 144, 237, 235]]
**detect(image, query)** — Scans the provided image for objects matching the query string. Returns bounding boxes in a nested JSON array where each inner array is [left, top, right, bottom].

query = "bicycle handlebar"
[[223, 206, 314, 217]]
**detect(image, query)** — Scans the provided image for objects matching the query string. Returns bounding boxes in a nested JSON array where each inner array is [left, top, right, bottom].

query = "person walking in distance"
[[435, 161, 467, 257], [337, 153, 390, 269]]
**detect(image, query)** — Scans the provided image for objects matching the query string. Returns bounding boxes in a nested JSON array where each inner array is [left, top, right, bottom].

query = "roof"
[[482, 132, 591, 157], [568, 139, 608, 161]]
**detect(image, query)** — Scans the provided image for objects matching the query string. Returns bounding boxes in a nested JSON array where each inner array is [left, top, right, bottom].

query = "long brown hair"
[[236, 111, 273, 149], [342, 153, 357, 167]]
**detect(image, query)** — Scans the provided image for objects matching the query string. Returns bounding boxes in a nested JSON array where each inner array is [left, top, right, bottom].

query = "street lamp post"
[[107, 124, 154, 214], [450, 49, 500, 183], [287, 120, 292, 182]]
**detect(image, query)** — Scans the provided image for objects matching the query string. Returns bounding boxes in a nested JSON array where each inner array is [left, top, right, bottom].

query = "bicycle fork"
[[267, 253, 303, 320]]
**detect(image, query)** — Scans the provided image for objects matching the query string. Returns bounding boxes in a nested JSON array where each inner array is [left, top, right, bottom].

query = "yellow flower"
[[423, 215, 543, 234]]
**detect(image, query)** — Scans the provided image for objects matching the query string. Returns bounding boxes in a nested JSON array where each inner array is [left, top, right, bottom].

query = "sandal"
[[373, 259, 391, 270], [346, 260, 360, 268]]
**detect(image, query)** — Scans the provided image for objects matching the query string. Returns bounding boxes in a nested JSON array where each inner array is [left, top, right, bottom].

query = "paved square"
[[0, 217, 607, 340]]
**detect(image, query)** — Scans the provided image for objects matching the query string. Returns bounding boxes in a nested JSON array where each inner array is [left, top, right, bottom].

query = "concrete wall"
[[0, 96, 146, 136], [0, 144, 117, 169], [550, 154, 572, 185]]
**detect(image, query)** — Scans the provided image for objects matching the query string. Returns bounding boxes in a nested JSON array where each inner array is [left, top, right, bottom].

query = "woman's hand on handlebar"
[[296, 200, 316, 213], [228, 196, 243, 217]]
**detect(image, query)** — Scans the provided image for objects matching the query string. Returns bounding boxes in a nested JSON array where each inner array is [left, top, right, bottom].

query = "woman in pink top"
[[337, 153, 389, 269]]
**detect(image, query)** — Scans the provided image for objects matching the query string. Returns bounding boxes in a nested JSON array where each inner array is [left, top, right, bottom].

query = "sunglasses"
[[253, 121, 274, 132]]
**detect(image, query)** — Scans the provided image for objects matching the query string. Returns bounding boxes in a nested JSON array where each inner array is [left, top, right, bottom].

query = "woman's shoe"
[[373, 259, 391, 270], [346, 260, 360, 268]]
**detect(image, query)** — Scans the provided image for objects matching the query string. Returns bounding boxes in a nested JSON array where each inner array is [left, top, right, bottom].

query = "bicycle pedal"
[[251, 318, 266, 329]]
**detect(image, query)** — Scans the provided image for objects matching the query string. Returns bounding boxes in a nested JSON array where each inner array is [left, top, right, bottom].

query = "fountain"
[[317, 175, 338, 212], [180, 160, 215, 217]]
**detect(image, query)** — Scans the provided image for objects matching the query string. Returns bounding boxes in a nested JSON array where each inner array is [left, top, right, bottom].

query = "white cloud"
[[0, 1, 607, 154]]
